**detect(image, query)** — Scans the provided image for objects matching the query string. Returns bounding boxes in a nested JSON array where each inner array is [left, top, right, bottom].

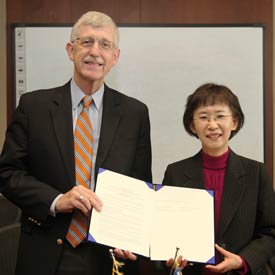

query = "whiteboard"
[[13, 25, 264, 183]]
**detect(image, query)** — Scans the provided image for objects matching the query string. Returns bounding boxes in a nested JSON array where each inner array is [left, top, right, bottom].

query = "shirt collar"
[[201, 149, 230, 170], [70, 78, 104, 110]]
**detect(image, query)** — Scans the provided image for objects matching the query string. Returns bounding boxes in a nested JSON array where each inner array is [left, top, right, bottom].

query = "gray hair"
[[70, 11, 119, 47]]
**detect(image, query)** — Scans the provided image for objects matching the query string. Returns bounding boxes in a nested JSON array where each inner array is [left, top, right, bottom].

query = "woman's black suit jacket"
[[162, 150, 275, 275], [0, 82, 152, 275]]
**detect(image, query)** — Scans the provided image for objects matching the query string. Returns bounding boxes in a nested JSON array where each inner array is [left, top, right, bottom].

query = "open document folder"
[[88, 169, 215, 264]]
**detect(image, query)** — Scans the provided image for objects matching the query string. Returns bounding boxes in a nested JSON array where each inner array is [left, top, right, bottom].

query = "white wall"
[[14, 26, 264, 183], [1, 13, 274, 186]]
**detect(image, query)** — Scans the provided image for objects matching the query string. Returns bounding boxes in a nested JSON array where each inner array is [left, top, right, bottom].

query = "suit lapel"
[[95, 85, 122, 174], [184, 152, 205, 189], [50, 82, 75, 188], [184, 151, 247, 242], [218, 151, 246, 240]]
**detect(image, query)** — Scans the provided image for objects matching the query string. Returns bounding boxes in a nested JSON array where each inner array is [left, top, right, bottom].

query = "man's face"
[[66, 24, 120, 91]]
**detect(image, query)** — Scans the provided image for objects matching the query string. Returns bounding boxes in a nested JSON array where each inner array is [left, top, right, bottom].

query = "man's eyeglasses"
[[71, 36, 116, 51], [193, 114, 233, 123]]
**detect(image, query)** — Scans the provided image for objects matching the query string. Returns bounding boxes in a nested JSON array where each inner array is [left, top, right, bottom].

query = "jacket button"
[[57, 239, 63, 245]]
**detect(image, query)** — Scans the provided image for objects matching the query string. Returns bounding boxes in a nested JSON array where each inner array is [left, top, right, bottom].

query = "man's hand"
[[55, 185, 103, 215], [113, 248, 137, 261], [205, 244, 243, 273]]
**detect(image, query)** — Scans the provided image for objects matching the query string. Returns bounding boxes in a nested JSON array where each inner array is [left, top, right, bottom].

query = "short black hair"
[[183, 83, 244, 139]]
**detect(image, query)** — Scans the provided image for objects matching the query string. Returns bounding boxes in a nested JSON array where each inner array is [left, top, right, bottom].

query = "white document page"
[[150, 186, 215, 262], [88, 169, 215, 263], [89, 169, 153, 257]]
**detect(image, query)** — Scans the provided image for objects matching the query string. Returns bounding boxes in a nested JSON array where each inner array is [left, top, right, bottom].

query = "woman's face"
[[190, 103, 238, 156]]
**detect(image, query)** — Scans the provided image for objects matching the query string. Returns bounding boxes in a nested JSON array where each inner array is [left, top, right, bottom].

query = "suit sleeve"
[[131, 105, 152, 183], [0, 95, 61, 221], [238, 163, 275, 273]]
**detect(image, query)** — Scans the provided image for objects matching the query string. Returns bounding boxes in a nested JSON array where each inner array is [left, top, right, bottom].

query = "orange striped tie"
[[66, 95, 93, 247]]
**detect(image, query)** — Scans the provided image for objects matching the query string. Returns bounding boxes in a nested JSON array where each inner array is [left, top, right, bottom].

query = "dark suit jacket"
[[162, 150, 275, 275], [0, 82, 152, 275]]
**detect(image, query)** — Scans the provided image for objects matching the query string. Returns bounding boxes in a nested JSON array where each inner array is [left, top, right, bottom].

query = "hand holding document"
[[88, 169, 215, 264]]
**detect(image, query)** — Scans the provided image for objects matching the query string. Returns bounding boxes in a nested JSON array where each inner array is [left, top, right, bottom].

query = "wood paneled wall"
[[0, 0, 6, 148], [6, 0, 273, 180]]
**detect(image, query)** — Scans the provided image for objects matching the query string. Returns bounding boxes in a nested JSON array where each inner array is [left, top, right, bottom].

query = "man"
[[0, 11, 152, 275]]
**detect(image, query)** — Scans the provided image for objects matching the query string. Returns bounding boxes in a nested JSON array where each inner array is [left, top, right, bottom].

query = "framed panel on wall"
[[12, 24, 265, 183]]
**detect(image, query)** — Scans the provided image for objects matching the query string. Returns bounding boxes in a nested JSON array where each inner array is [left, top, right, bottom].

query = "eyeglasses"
[[193, 114, 233, 123], [71, 36, 116, 51]]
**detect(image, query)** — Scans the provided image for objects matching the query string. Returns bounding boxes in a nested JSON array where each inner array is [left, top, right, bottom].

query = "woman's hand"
[[205, 244, 243, 273], [166, 255, 188, 270]]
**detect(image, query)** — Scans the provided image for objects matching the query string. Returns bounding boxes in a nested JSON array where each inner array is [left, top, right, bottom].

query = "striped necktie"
[[66, 95, 93, 247]]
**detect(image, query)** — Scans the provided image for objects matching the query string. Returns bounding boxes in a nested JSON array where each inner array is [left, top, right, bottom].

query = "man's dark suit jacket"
[[0, 82, 152, 275], [162, 150, 275, 275]]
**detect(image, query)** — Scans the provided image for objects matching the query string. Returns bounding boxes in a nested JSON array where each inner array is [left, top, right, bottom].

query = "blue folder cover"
[[88, 168, 215, 264]]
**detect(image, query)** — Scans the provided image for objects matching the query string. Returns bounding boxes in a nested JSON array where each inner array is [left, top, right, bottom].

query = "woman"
[[164, 83, 275, 275]]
